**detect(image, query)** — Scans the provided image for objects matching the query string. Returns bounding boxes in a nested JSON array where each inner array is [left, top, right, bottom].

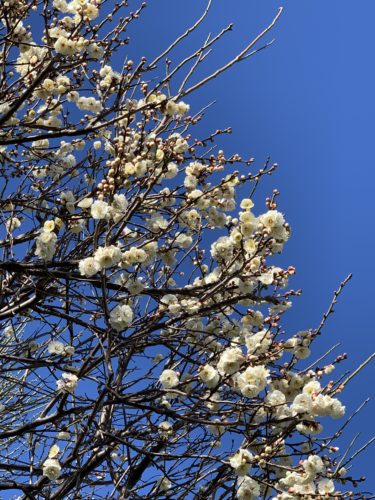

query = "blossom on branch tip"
[[159, 369, 180, 389], [42, 458, 61, 481], [109, 303, 134, 331]]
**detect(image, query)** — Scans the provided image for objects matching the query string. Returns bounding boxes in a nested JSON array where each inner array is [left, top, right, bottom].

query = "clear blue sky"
[[126, 0, 375, 488]]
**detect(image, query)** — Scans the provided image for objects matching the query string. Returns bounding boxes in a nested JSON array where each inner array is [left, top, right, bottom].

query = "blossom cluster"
[[0, 0, 365, 498]]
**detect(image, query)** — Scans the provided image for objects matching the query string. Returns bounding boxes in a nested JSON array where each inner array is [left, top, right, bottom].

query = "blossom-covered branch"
[[0, 0, 373, 498]]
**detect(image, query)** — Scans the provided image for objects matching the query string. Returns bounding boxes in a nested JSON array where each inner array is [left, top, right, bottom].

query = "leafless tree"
[[0, 1, 373, 498]]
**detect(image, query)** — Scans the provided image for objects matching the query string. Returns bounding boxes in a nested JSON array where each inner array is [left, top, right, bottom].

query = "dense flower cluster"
[[0, 0, 369, 498]]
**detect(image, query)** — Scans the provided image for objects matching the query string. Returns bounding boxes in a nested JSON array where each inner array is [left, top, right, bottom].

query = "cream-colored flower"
[[159, 369, 179, 389], [229, 448, 254, 476], [42, 458, 61, 480], [79, 257, 101, 277]]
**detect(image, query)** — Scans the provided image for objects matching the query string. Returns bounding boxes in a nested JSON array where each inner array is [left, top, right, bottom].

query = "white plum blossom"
[[122, 247, 147, 265], [35, 229, 57, 261], [6, 217, 21, 232], [156, 476, 172, 492], [87, 43, 104, 59], [47, 340, 65, 355], [56, 372, 78, 393], [77, 197, 93, 209], [293, 483, 315, 496], [109, 304, 133, 331], [237, 365, 269, 398], [47, 341, 73, 357], [42, 458, 62, 480], [211, 236, 235, 262], [266, 390, 286, 407], [76, 96, 103, 112], [303, 455, 324, 476], [199, 364, 220, 388], [294, 345, 311, 359], [61, 191, 76, 213], [82, 3, 99, 21], [317, 478, 335, 494], [124, 278, 145, 295], [79, 257, 102, 277], [312, 394, 346, 419], [240, 198, 254, 210], [237, 476, 260, 499], [54, 36, 77, 56], [291, 393, 313, 415], [159, 294, 181, 316], [245, 330, 272, 355], [229, 448, 254, 476], [303, 380, 321, 397], [110, 193, 128, 222], [93, 245, 122, 268], [174, 232, 193, 249], [159, 369, 179, 389], [217, 347, 245, 375], [259, 210, 285, 231], [258, 270, 275, 285], [91, 199, 110, 219]]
